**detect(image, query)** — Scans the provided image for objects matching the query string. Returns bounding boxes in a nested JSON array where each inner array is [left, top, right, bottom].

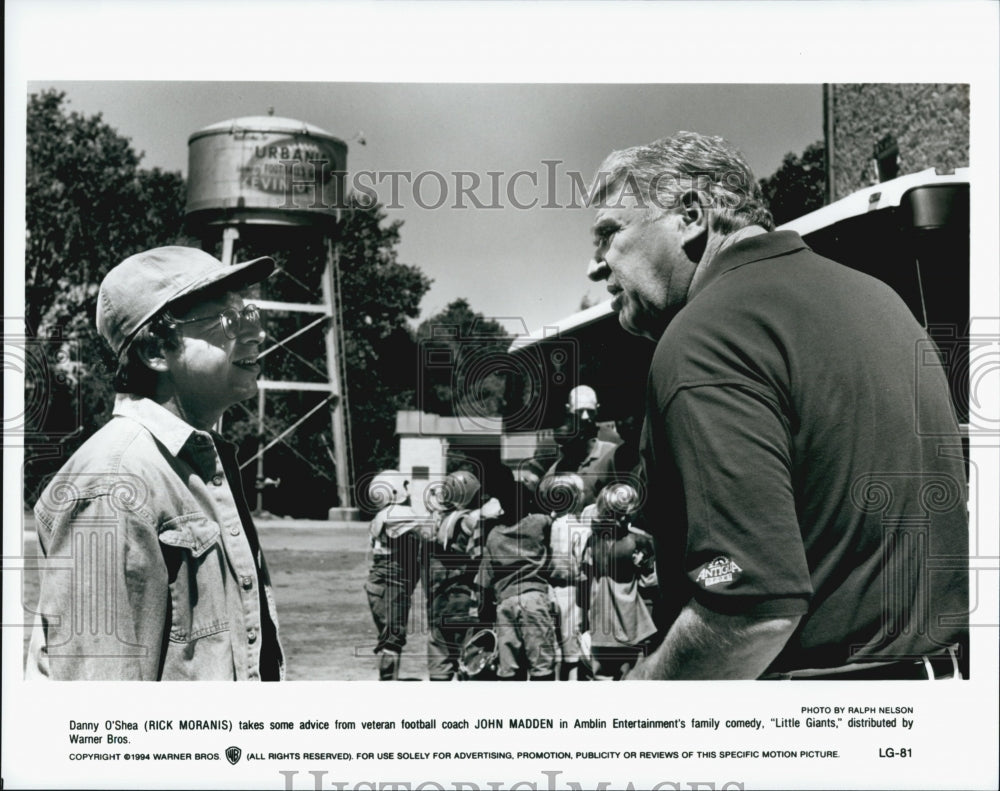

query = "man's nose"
[[587, 257, 610, 282]]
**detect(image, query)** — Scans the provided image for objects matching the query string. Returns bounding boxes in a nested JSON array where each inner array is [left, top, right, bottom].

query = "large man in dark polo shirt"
[[585, 131, 968, 679]]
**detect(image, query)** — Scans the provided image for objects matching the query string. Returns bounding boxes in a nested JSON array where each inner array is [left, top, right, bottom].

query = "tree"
[[416, 299, 513, 420], [337, 196, 432, 477], [27, 91, 188, 336], [24, 90, 188, 503], [758, 141, 827, 226]]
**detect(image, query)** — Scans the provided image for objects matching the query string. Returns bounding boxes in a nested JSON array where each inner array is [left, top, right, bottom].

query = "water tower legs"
[[322, 237, 356, 518]]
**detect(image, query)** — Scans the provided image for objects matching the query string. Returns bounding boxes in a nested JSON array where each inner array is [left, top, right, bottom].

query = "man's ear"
[[678, 190, 708, 233], [679, 190, 709, 261], [133, 334, 170, 373]]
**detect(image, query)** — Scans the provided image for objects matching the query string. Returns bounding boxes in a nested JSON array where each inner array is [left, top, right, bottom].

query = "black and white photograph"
[[4, 2, 998, 790]]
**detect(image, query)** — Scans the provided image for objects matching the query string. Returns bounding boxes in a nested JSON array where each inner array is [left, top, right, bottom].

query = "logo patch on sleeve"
[[696, 556, 743, 588]]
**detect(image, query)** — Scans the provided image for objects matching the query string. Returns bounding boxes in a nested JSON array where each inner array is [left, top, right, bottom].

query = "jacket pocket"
[[158, 515, 230, 643], [159, 513, 222, 557]]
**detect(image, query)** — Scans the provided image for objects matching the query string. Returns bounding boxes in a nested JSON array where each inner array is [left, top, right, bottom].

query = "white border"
[[5, 2, 999, 790]]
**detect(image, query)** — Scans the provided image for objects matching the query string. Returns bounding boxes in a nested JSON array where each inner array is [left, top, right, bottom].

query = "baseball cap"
[[97, 246, 275, 357], [567, 385, 599, 413]]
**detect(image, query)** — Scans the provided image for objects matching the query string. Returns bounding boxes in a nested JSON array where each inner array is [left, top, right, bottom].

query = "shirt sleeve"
[[27, 494, 169, 680], [476, 537, 495, 594], [547, 516, 574, 584], [665, 384, 811, 617]]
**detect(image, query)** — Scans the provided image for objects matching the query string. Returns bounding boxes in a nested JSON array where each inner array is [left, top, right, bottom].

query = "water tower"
[[185, 114, 355, 516]]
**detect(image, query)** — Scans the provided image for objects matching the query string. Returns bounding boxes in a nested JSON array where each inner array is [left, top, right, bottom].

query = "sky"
[[32, 81, 822, 333]]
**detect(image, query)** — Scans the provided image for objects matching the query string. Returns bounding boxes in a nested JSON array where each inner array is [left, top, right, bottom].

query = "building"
[[825, 83, 969, 200], [394, 410, 503, 514]]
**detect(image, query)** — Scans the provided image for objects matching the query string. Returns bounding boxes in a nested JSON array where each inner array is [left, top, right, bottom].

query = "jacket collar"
[[688, 230, 809, 301], [112, 394, 216, 459]]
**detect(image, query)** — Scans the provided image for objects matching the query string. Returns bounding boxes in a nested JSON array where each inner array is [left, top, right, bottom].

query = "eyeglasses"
[[167, 304, 263, 339]]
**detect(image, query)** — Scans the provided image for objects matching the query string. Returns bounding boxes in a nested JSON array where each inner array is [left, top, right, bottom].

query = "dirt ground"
[[19, 519, 431, 681]]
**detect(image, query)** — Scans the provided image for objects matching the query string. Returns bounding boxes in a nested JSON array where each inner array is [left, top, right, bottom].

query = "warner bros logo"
[[225, 746, 242, 765]]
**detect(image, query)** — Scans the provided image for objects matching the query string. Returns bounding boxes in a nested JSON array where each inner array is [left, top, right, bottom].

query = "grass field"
[[19, 520, 432, 681]]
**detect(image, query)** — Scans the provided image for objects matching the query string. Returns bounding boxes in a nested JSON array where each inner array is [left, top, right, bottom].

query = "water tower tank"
[[186, 116, 348, 227]]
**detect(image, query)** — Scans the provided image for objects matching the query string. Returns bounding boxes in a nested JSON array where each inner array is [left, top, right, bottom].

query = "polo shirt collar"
[[688, 230, 808, 300], [561, 436, 605, 467], [112, 394, 214, 458], [582, 437, 606, 463]]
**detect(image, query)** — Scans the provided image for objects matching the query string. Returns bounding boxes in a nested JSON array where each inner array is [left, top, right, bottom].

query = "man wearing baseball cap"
[[543, 385, 617, 507], [27, 246, 284, 680]]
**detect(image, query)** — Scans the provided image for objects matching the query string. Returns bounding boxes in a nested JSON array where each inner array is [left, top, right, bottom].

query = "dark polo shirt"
[[640, 231, 968, 671]]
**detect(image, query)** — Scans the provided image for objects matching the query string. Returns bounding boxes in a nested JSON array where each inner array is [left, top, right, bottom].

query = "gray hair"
[[590, 131, 774, 233]]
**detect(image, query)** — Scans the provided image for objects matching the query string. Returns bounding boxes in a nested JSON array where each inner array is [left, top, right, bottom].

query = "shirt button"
[[248, 628, 258, 643], [230, 526, 240, 536], [212, 475, 224, 486], [241, 576, 254, 590]]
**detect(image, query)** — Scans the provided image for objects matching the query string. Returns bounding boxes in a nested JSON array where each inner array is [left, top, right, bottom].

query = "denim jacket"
[[27, 395, 284, 680]]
